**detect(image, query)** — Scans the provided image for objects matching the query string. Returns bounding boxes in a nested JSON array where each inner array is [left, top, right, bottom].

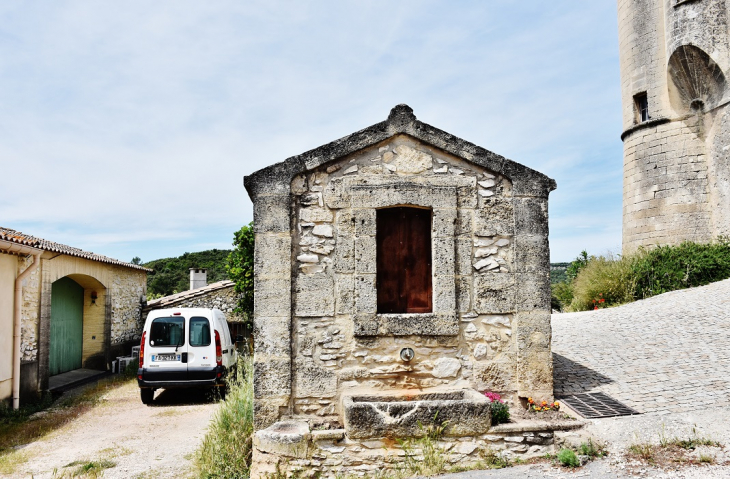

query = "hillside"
[[144, 249, 231, 297]]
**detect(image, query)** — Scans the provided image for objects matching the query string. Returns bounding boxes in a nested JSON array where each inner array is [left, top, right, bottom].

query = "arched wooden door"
[[50, 277, 84, 375]]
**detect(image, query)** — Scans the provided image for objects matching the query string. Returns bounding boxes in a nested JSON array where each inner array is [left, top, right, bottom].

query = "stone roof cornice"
[[244, 104, 556, 200]]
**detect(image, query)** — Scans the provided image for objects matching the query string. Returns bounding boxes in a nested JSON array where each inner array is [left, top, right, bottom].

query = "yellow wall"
[[81, 288, 105, 363], [0, 254, 18, 401]]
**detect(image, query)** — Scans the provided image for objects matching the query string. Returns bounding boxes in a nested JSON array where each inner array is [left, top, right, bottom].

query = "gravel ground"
[[3, 381, 220, 479]]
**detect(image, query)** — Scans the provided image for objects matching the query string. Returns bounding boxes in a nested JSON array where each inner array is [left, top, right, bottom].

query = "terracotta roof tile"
[[0, 227, 151, 272]]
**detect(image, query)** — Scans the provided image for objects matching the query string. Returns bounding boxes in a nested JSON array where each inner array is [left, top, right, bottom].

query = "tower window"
[[376, 207, 432, 314], [634, 92, 649, 123]]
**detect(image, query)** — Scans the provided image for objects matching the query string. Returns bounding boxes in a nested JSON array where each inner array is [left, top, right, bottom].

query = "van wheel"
[[218, 386, 227, 401], [140, 388, 154, 405]]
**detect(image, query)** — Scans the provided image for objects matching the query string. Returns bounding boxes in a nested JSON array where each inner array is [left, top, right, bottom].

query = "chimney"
[[189, 268, 208, 290]]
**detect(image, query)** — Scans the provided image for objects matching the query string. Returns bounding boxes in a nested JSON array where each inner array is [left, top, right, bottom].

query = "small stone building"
[[0, 227, 148, 406], [245, 105, 556, 475]]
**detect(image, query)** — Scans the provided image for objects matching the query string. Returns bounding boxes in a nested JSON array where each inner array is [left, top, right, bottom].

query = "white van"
[[137, 308, 239, 404]]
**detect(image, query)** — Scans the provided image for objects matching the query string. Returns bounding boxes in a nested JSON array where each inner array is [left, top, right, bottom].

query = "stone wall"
[[252, 419, 581, 478], [288, 135, 553, 428], [109, 265, 147, 345], [619, 0, 730, 251], [246, 106, 555, 436], [19, 254, 41, 362]]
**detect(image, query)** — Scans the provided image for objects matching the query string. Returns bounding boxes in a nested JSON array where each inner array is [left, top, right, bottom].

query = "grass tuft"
[[557, 448, 580, 467], [195, 355, 254, 479]]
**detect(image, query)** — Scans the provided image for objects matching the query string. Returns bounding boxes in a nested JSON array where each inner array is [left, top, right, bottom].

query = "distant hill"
[[550, 263, 570, 284], [144, 249, 232, 297]]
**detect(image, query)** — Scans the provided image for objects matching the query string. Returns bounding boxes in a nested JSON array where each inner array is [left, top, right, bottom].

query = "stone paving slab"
[[552, 279, 730, 415]]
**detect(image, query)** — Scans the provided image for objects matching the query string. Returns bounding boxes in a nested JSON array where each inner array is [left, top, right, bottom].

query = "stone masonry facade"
[[619, 0, 730, 251], [245, 106, 557, 476]]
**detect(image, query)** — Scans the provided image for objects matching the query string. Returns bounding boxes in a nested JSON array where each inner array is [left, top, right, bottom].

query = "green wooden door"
[[50, 277, 84, 375]]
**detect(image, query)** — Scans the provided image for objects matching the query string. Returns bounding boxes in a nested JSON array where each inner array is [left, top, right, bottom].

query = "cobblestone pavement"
[[552, 278, 730, 415]]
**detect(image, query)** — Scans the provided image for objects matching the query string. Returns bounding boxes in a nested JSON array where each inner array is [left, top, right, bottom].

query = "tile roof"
[[0, 227, 151, 272], [145, 280, 236, 308]]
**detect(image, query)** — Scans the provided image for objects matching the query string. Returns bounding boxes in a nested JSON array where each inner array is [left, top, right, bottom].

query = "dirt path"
[[5, 381, 220, 479]]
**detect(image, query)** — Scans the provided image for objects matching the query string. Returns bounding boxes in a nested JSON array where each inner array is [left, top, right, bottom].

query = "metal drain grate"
[[558, 392, 640, 419]]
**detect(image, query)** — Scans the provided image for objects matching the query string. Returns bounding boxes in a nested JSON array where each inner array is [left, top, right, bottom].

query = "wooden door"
[[50, 277, 84, 375], [376, 207, 432, 313]]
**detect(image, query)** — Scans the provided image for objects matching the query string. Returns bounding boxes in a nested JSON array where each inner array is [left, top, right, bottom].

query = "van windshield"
[[149, 317, 185, 347], [189, 317, 211, 347]]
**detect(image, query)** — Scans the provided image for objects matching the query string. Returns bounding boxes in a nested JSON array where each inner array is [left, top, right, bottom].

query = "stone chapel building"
[[245, 105, 556, 472]]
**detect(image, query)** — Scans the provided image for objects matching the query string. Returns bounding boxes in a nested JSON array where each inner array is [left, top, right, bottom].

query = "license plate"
[[152, 353, 181, 362]]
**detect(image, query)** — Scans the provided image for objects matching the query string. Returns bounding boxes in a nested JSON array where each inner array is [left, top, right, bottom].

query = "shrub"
[[568, 251, 636, 311], [631, 238, 730, 299], [557, 448, 580, 467], [551, 281, 574, 312], [195, 355, 253, 479]]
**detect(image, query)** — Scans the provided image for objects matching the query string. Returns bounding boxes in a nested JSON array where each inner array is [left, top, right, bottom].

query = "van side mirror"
[[235, 334, 244, 343]]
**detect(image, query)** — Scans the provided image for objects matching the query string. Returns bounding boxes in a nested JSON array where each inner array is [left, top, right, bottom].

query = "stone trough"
[[342, 388, 492, 439]]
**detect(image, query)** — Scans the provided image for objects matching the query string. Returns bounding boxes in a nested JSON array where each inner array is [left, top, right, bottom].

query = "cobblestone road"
[[552, 279, 730, 415]]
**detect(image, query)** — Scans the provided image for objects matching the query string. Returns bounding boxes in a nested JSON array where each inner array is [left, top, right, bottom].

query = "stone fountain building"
[[244, 105, 557, 476]]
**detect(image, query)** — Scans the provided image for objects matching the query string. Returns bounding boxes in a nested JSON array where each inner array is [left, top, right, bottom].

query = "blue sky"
[[0, 1, 622, 263]]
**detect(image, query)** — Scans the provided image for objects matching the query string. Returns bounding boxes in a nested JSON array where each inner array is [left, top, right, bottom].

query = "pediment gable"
[[244, 105, 556, 199]]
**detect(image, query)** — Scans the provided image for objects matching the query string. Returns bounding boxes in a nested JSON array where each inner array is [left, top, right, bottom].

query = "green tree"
[[227, 222, 254, 326], [131, 256, 142, 265]]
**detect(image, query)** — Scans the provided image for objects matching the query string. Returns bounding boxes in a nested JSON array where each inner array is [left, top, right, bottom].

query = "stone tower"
[[619, 0, 730, 252]]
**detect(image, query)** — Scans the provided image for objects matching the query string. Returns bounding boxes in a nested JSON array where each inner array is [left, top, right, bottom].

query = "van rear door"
[[145, 314, 188, 381], [187, 315, 217, 380]]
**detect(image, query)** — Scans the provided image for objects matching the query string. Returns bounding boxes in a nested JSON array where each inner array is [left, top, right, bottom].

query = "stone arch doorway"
[[45, 274, 110, 379]]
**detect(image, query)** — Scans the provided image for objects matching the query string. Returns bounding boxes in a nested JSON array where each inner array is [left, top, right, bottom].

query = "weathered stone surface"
[[353, 312, 459, 336], [474, 199, 513, 236], [514, 198, 548, 236], [392, 144, 433, 173], [433, 358, 461, 378], [255, 277, 291, 317], [514, 273, 551, 311], [300, 207, 334, 223], [432, 237, 455, 275], [474, 273, 515, 314], [355, 236, 376, 274], [294, 274, 334, 317], [354, 208, 377, 236], [333, 236, 354, 273], [254, 421, 311, 458], [354, 274, 377, 313], [342, 389, 491, 439], [335, 274, 354, 314], [514, 235, 549, 273], [254, 316, 290, 357], [456, 237, 472, 275], [254, 359, 291, 399], [294, 357, 337, 397], [253, 194, 290, 233], [473, 361, 514, 391], [312, 224, 334, 237], [456, 276, 471, 313], [254, 234, 291, 277]]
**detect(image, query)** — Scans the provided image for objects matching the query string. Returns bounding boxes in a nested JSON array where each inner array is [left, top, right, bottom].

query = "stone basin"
[[342, 388, 492, 439]]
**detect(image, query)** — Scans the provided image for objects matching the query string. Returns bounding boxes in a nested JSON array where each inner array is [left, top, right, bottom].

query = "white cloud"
[[0, 1, 624, 263]]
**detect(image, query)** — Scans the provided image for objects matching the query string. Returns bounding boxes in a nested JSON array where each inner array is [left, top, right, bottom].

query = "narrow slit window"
[[634, 92, 649, 123], [376, 207, 432, 314]]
